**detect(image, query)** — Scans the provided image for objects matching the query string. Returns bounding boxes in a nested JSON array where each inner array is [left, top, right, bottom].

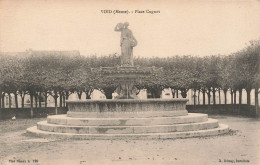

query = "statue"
[[115, 22, 137, 66]]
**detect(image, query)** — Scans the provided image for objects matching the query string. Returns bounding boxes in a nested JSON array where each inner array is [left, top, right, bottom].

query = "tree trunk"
[[223, 89, 227, 105], [19, 91, 25, 108], [246, 89, 251, 105], [231, 90, 233, 104], [171, 89, 175, 98], [176, 90, 179, 98], [55, 97, 58, 115], [238, 89, 242, 105], [202, 89, 206, 105], [77, 91, 82, 100], [8, 93, 11, 108], [65, 91, 69, 107], [212, 88, 216, 105], [22, 96, 25, 108], [218, 88, 221, 104], [14, 93, 18, 108], [86, 94, 91, 99], [197, 90, 200, 105], [85, 89, 93, 99], [30, 94, 34, 118], [255, 87, 259, 117], [193, 89, 196, 105], [151, 88, 161, 98], [157, 89, 162, 98], [60, 92, 63, 108], [234, 90, 237, 105], [63, 95, 66, 107], [39, 92, 42, 108], [54, 91, 58, 115], [2, 93, 5, 108], [152, 92, 155, 98], [103, 87, 116, 99], [0, 92, 1, 108], [0, 91, 3, 109], [207, 90, 211, 105], [180, 89, 187, 98], [44, 93, 48, 109], [34, 94, 38, 108], [136, 89, 141, 95]]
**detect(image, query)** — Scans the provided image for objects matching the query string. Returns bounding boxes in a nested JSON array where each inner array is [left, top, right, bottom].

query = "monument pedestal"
[[115, 80, 138, 99], [98, 66, 162, 99]]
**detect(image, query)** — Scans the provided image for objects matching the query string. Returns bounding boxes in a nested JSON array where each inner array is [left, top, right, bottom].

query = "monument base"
[[26, 99, 229, 139]]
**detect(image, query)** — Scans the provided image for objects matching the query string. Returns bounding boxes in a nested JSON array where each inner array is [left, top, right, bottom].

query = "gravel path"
[[0, 115, 259, 165]]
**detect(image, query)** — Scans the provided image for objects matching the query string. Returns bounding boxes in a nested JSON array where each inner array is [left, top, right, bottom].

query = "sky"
[[0, 0, 260, 58]]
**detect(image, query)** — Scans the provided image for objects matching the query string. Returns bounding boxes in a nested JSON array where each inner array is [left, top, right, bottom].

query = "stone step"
[[37, 118, 218, 134], [47, 113, 208, 126], [67, 110, 188, 118], [27, 124, 229, 140]]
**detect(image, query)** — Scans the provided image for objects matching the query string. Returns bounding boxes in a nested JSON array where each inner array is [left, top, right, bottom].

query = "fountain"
[[27, 22, 229, 139]]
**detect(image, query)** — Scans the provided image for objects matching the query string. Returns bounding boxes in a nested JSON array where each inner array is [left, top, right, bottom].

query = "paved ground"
[[0, 115, 259, 165]]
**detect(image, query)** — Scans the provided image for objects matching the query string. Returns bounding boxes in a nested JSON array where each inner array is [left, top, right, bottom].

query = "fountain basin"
[[66, 99, 189, 118]]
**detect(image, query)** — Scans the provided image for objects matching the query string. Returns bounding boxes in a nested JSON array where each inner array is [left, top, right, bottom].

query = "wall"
[[0, 107, 68, 120], [186, 104, 257, 117]]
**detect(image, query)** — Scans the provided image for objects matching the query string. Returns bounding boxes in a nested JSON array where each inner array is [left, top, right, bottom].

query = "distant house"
[[26, 49, 80, 56], [161, 88, 173, 99]]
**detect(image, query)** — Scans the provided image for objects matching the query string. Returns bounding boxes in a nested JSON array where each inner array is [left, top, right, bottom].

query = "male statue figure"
[[115, 22, 137, 66]]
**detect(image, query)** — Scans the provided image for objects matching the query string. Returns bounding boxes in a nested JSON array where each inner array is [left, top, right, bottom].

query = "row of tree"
[[0, 40, 259, 116]]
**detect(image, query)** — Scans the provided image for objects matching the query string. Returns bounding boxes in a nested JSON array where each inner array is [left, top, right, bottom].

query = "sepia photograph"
[[0, 0, 259, 164]]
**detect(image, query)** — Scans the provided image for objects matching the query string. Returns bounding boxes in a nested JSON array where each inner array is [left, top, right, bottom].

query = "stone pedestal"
[[26, 98, 229, 139], [98, 66, 162, 99], [115, 79, 138, 99]]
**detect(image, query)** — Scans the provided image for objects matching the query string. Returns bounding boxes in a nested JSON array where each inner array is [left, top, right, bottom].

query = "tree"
[[247, 39, 260, 116], [0, 55, 27, 109], [218, 56, 234, 104], [135, 69, 165, 98], [202, 56, 221, 105]]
